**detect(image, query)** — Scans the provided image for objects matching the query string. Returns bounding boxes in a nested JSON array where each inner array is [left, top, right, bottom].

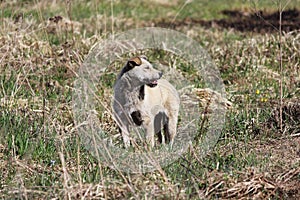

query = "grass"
[[1, 0, 300, 199]]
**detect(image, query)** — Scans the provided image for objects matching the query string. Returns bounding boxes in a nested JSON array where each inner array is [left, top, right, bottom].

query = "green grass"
[[0, 0, 299, 199], [3, 0, 300, 27]]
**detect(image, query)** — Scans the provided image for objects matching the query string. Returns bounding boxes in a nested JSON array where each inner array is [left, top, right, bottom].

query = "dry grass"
[[0, 0, 299, 199]]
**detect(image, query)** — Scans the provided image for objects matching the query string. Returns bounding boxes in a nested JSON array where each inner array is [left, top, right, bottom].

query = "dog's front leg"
[[146, 125, 155, 148], [120, 125, 131, 148], [114, 111, 131, 148]]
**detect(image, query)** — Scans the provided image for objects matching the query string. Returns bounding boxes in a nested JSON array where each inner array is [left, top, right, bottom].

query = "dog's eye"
[[144, 66, 150, 70], [140, 55, 148, 61]]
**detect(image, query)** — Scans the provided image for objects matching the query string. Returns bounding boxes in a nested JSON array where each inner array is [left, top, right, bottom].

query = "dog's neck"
[[118, 74, 143, 91], [115, 75, 146, 108]]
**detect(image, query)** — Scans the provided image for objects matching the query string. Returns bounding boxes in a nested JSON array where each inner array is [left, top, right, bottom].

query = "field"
[[0, 0, 299, 199]]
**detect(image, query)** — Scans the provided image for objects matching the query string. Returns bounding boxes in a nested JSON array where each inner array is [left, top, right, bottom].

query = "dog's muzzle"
[[147, 80, 158, 88], [147, 72, 162, 88]]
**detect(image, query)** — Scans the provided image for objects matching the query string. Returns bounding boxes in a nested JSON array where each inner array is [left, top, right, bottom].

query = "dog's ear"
[[128, 57, 142, 68], [117, 57, 142, 78]]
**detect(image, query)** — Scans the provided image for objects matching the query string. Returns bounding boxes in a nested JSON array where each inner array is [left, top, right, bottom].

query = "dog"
[[112, 55, 180, 148]]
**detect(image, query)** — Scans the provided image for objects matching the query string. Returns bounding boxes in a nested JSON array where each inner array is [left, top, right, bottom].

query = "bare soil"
[[155, 9, 300, 33]]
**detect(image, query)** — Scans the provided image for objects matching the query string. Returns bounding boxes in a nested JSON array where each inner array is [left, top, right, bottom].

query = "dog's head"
[[118, 56, 162, 87]]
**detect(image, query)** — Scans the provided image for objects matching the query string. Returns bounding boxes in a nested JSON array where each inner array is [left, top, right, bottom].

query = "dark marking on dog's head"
[[128, 56, 142, 67], [118, 56, 142, 79], [139, 85, 145, 100], [131, 110, 143, 126]]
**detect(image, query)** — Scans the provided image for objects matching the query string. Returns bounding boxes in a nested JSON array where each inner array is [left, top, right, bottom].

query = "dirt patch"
[[267, 99, 300, 134], [155, 9, 300, 34]]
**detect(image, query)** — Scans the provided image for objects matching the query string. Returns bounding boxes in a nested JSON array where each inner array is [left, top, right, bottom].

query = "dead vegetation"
[[0, 0, 299, 199]]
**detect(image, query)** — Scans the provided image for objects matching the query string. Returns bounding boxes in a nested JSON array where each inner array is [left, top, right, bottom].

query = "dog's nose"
[[159, 72, 163, 77]]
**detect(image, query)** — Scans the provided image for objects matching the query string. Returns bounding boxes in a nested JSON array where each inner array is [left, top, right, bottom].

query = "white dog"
[[113, 56, 180, 148]]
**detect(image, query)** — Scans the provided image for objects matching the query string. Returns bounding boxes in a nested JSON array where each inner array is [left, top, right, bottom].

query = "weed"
[[0, 0, 299, 199]]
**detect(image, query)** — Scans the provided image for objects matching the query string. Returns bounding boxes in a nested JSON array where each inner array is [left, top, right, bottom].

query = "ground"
[[0, 0, 299, 199]]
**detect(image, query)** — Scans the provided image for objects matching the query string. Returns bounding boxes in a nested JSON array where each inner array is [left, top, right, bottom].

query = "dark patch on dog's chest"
[[131, 111, 143, 126], [138, 85, 145, 100]]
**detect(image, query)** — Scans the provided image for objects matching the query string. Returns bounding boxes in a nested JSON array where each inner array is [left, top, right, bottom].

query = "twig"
[[279, 0, 283, 132], [58, 148, 71, 200], [171, 0, 193, 26], [65, 0, 74, 43], [33, 0, 47, 138], [110, 0, 114, 39], [76, 134, 83, 200], [290, 132, 300, 137]]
